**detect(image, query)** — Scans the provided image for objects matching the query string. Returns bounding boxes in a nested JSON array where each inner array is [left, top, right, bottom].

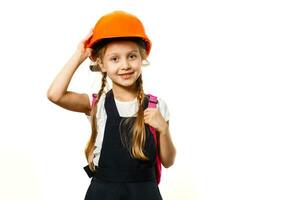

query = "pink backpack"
[[91, 93, 162, 184]]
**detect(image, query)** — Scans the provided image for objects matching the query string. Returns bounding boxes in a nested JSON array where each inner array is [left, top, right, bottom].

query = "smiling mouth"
[[119, 72, 134, 80]]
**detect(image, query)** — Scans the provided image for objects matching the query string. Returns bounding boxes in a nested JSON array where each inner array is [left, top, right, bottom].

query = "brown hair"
[[85, 38, 148, 171]]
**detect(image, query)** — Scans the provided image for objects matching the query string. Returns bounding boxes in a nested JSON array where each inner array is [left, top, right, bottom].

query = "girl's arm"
[[47, 31, 93, 115], [157, 122, 176, 168], [144, 109, 176, 168]]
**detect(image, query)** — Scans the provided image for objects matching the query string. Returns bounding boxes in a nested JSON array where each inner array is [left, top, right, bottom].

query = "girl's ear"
[[142, 59, 150, 66]]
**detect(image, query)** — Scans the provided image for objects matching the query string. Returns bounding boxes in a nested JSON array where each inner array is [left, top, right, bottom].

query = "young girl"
[[47, 10, 176, 200]]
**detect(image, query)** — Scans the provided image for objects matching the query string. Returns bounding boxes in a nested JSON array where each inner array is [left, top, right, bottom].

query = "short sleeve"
[[157, 97, 170, 122]]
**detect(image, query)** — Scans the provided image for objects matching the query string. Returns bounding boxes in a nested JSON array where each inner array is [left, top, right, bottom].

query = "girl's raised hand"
[[75, 29, 93, 63], [144, 108, 168, 134]]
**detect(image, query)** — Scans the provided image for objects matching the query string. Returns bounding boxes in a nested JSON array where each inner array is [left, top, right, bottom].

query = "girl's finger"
[[144, 116, 150, 122], [144, 111, 152, 119], [144, 109, 150, 115], [144, 108, 155, 115]]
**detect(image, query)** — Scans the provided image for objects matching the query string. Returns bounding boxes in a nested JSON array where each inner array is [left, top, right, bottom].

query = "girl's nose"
[[121, 59, 131, 70]]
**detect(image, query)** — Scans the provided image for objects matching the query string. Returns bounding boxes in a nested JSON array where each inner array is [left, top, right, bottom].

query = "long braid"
[[132, 74, 148, 160], [85, 72, 107, 171]]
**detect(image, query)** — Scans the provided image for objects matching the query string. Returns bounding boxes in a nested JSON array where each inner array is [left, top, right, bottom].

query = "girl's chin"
[[113, 79, 137, 88]]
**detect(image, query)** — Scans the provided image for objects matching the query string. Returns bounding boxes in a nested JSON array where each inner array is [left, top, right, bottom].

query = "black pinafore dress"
[[84, 90, 163, 200]]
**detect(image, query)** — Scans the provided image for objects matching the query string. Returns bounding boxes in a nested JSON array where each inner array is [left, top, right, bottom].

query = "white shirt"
[[86, 92, 170, 166]]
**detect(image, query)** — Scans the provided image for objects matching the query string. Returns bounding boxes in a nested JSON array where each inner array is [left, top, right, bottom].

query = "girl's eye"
[[129, 54, 137, 60], [110, 57, 119, 62]]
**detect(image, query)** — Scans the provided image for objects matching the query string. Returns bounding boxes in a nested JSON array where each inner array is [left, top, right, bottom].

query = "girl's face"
[[99, 41, 143, 89]]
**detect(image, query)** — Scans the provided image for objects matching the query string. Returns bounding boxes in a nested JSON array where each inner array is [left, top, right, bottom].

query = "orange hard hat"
[[84, 10, 152, 56]]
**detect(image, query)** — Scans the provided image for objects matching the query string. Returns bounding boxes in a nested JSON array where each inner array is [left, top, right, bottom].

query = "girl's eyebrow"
[[129, 50, 139, 53]]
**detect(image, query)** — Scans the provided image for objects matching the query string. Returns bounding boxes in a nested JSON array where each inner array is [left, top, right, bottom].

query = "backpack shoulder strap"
[[147, 94, 158, 142], [92, 93, 98, 108], [148, 94, 158, 108]]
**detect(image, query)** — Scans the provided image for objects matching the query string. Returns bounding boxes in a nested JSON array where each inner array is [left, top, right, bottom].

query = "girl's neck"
[[112, 84, 137, 102]]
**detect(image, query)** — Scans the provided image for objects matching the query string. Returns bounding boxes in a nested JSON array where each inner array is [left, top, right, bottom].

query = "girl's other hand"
[[144, 108, 168, 134]]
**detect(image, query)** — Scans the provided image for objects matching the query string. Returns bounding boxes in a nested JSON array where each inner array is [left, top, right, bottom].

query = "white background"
[[0, 0, 299, 200]]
